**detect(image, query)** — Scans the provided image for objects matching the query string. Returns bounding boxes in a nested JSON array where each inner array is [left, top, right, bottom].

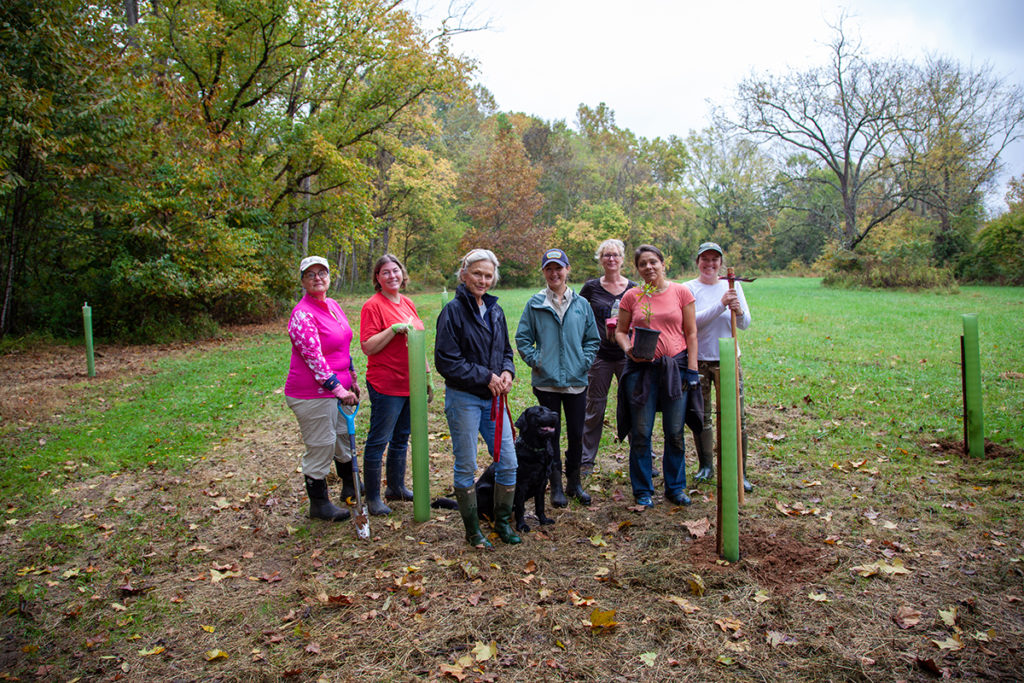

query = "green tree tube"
[[718, 338, 740, 562], [962, 314, 985, 458], [407, 328, 430, 521], [83, 302, 96, 378]]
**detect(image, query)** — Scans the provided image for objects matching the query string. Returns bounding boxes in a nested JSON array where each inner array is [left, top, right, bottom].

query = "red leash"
[[490, 394, 516, 463]]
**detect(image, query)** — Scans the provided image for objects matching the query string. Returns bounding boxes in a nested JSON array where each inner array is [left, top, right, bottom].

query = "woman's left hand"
[[332, 385, 359, 404]]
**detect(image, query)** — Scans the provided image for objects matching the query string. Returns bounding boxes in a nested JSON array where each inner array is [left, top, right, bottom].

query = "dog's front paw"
[[538, 516, 555, 526]]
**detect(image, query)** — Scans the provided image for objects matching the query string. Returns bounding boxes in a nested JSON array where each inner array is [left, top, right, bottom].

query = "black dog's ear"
[[515, 408, 531, 431]]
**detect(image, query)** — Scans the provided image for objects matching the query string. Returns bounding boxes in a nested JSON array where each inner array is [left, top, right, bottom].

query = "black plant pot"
[[631, 326, 661, 360]]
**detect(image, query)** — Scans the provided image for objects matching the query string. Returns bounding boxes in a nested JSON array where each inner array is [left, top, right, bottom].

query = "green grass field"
[[4, 277, 1020, 509], [1, 277, 1022, 681]]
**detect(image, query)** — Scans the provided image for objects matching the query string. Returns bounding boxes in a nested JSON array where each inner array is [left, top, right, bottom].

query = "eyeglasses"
[[304, 270, 329, 280], [601, 253, 622, 260]]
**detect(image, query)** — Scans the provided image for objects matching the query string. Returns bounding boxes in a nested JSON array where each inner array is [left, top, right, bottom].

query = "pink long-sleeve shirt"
[[285, 294, 356, 399]]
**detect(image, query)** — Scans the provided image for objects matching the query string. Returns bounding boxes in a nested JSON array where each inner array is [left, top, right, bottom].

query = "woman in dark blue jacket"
[[435, 249, 520, 548]]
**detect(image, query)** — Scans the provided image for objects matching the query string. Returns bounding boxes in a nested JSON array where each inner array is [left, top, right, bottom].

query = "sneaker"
[[666, 490, 692, 506], [636, 495, 654, 508]]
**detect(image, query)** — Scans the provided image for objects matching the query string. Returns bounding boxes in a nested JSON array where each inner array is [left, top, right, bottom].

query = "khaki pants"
[[285, 397, 353, 479]]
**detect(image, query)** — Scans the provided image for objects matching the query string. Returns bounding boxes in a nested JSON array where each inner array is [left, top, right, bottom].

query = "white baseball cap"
[[299, 256, 329, 276]]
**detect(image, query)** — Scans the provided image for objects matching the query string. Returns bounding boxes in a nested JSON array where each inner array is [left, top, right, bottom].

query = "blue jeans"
[[363, 381, 411, 468], [622, 370, 688, 500], [444, 386, 517, 489]]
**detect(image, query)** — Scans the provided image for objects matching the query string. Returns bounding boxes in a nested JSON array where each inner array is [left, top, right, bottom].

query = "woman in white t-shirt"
[[684, 242, 753, 492]]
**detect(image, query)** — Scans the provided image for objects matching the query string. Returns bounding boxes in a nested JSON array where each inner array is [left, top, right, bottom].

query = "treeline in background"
[[3, 1, 1023, 341]]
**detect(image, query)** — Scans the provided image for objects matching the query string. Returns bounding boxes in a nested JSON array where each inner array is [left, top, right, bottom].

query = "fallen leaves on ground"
[[892, 606, 922, 629], [715, 617, 743, 633], [932, 634, 964, 651], [766, 631, 798, 648], [588, 608, 618, 632], [681, 518, 711, 539], [667, 595, 701, 613], [850, 559, 911, 578]]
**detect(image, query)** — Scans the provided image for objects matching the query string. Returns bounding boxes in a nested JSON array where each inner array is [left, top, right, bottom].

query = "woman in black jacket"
[[435, 249, 520, 548]]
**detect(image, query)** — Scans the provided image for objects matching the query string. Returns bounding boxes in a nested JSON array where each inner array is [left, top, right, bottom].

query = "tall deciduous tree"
[[910, 57, 1024, 264], [726, 20, 920, 250], [458, 116, 547, 283], [0, 0, 128, 335], [682, 126, 777, 253]]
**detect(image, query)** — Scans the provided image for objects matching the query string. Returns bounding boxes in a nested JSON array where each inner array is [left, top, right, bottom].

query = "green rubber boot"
[[454, 487, 492, 548], [493, 484, 522, 545]]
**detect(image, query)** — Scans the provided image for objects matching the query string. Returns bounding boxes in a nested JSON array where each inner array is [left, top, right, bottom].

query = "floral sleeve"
[[288, 310, 335, 386]]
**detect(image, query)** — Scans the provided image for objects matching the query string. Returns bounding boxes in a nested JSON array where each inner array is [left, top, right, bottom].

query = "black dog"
[[432, 405, 559, 532]]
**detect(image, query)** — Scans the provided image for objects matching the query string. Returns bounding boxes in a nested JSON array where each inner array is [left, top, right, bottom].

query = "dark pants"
[[532, 388, 587, 475]]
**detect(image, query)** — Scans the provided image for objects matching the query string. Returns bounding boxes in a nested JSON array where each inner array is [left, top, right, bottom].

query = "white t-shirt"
[[684, 278, 751, 362]]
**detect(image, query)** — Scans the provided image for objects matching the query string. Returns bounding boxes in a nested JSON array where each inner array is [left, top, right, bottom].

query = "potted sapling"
[[630, 282, 661, 360]]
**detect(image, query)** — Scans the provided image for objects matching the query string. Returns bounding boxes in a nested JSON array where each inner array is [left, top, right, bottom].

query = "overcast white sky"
[[416, 0, 1024, 206]]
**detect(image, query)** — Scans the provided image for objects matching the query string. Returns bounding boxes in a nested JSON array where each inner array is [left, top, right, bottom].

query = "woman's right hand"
[[488, 371, 513, 396]]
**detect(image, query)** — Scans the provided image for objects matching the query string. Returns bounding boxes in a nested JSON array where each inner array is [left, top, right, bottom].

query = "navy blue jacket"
[[434, 283, 516, 400]]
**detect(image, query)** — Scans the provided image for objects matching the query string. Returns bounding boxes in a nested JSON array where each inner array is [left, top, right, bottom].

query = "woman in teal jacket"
[[516, 248, 601, 507]]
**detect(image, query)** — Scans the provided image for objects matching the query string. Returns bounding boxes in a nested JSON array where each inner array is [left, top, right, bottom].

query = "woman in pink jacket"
[[285, 256, 360, 521]]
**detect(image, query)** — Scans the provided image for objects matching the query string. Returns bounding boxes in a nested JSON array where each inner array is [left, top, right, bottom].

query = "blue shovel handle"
[[338, 401, 359, 452]]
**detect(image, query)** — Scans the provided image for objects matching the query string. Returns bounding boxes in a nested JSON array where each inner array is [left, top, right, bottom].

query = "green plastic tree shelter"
[[961, 314, 984, 458], [407, 328, 430, 521], [717, 338, 740, 562], [82, 302, 96, 377]]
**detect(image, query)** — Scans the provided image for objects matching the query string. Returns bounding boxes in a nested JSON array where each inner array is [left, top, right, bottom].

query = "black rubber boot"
[[693, 429, 714, 483], [549, 452, 568, 508], [565, 469, 591, 505], [304, 476, 350, 522], [493, 484, 522, 545], [384, 452, 414, 501], [362, 461, 391, 516], [454, 487, 492, 548], [335, 459, 356, 503]]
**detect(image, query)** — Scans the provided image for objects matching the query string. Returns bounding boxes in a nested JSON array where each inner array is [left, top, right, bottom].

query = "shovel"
[[338, 401, 370, 540]]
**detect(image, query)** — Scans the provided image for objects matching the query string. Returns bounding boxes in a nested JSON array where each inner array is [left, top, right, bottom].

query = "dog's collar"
[[518, 441, 549, 455]]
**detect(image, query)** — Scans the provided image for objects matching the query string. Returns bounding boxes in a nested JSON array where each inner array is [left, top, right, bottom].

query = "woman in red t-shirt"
[[359, 254, 427, 516], [613, 245, 700, 508]]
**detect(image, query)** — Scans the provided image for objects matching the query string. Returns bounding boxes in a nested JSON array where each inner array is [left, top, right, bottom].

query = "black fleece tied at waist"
[[616, 350, 704, 441]]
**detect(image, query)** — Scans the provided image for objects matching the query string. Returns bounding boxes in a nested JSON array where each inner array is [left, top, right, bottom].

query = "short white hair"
[[458, 248, 500, 283], [594, 238, 625, 261]]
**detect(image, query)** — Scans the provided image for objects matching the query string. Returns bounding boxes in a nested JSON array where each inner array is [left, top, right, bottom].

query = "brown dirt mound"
[[687, 519, 835, 593], [922, 437, 1023, 459]]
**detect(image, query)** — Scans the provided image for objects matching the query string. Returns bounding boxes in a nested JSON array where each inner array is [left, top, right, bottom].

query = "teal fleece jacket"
[[515, 289, 601, 388]]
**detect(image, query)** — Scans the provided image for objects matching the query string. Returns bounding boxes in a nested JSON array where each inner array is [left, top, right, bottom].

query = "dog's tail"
[[430, 497, 458, 510]]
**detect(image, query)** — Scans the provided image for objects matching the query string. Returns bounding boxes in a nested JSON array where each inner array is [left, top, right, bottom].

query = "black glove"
[[684, 368, 701, 389]]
